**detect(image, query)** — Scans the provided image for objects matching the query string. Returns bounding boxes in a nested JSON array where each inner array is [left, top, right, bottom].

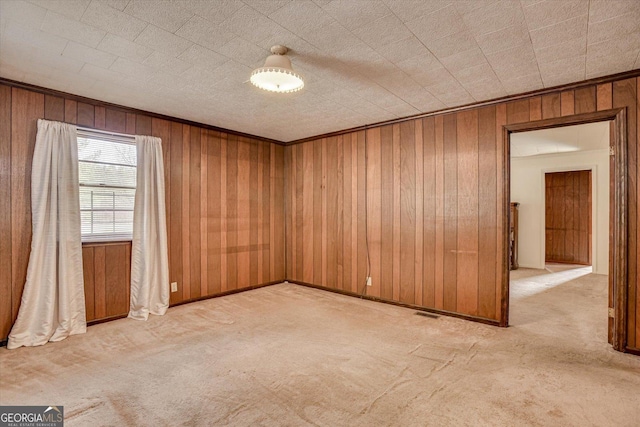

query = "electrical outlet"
[[170, 282, 178, 292], [366, 277, 372, 287]]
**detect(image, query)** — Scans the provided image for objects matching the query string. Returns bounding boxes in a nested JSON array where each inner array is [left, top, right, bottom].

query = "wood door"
[[545, 170, 592, 265]]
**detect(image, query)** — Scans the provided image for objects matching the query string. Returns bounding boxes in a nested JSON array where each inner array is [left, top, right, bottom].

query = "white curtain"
[[129, 135, 170, 320], [8, 120, 86, 349]]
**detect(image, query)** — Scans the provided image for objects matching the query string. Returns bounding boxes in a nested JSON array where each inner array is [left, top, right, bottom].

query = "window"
[[78, 129, 136, 242]]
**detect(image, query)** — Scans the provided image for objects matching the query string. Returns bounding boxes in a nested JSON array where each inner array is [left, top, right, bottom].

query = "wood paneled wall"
[[82, 242, 131, 321], [0, 84, 285, 342], [545, 170, 592, 265], [285, 77, 640, 352], [286, 110, 503, 322]]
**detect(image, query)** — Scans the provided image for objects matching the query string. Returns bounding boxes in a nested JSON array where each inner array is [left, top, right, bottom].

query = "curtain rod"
[[77, 126, 136, 139]]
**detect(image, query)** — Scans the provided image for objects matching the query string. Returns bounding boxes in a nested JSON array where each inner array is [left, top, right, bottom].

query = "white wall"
[[510, 149, 609, 274]]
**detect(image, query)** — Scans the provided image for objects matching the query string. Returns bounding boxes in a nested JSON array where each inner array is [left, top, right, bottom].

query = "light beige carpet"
[[1, 270, 639, 426]]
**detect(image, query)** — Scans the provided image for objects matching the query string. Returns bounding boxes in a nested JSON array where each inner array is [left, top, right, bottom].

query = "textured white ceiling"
[[1, 0, 639, 142], [511, 121, 609, 158]]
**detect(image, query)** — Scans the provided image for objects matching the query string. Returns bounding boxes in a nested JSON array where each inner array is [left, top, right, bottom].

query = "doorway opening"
[[503, 108, 628, 352]]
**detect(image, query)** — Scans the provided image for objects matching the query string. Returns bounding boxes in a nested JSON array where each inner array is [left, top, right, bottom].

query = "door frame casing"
[[502, 108, 628, 352]]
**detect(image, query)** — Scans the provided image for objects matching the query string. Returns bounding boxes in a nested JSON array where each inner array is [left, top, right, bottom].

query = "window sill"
[[82, 240, 132, 248]]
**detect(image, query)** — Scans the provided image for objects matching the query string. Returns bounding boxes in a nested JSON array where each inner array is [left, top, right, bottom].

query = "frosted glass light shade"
[[250, 49, 304, 93]]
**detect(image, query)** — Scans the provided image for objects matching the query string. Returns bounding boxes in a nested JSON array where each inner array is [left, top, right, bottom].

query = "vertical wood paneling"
[[81, 243, 131, 320], [380, 126, 393, 300], [11, 88, 43, 325], [456, 110, 479, 315], [295, 142, 304, 282], [290, 145, 297, 281], [182, 126, 191, 300], [226, 135, 238, 290], [169, 122, 183, 303], [207, 131, 222, 295], [506, 100, 529, 124], [261, 142, 271, 284], [105, 245, 127, 316], [356, 131, 367, 294], [423, 117, 436, 308], [125, 113, 135, 134], [77, 102, 94, 127], [237, 137, 251, 289], [367, 128, 382, 297], [273, 145, 285, 281], [350, 133, 358, 293], [343, 134, 352, 292], [321, 141, 326, 286], [82, 247, 95, 321], [529, 97, 542, 121], [561, 90, 575, 116], [399, 121, 416, 304], [597, 83, 613, 111], [443, 114, 458, 312], [257, 142, 264, 284], [125, 244, 131, 309], [247, 141, 261, 286], [94, 246, 106, 319], [434, 116, 445, 310], [313, 139, 322, 285], [94, 106, 105, 129], [249, 140, 259, 286], [105, 108, 126, 133], [414, 119, 424, 306], [200, 129, 209, 296], [136, 115, 152, 135], [478, 106, 497, 319], [220, 133, 228, 291], [495, 104, 507, 321], [0, 85, 11, 339], [336, 136, 344, 291], [541, 93, 561, 119], [392, 125, 401, 301], [64, 99, 77, 124], [302, 141, 314, 283], [44, 95, 64, 121], [326, 137, 338, 289], [575, 86, 596, 114]]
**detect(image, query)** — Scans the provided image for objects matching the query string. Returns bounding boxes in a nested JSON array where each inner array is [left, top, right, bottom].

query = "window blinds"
[[77, 129, 136, 242]]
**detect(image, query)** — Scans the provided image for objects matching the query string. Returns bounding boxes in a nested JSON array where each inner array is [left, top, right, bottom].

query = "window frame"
[[77, 128, 137, 243]]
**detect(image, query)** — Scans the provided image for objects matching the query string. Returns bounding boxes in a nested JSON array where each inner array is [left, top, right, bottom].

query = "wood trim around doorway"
[[503, 108, 629, 352]]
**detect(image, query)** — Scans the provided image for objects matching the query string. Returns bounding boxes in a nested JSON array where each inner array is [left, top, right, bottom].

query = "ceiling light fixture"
[[250, 45, 304, 93]]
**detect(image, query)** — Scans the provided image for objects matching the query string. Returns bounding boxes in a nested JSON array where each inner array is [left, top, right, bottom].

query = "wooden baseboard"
[[170, 280, 284, 308], [625, 347, 640, 356], [288, 280, 502, 327], [87, 314, 128, 326]]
